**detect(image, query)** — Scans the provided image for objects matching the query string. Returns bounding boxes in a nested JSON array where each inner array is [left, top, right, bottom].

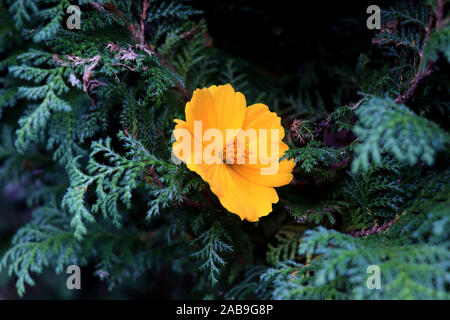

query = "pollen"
[[224, 136, 252, 164]]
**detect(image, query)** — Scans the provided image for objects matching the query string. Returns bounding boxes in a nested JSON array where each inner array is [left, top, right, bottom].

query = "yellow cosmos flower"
[[172, 84, 295, 221]]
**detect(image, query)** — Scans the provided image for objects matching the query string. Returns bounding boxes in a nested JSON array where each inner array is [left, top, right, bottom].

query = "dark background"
[[192, 0, 395, 112], [194, 0, 391, 70]]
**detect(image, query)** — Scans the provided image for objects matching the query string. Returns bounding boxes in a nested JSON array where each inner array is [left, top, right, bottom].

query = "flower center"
[[223, 136, 252, 165]]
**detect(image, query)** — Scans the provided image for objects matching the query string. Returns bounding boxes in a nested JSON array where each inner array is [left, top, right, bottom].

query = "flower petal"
[[239, 103, 286, 163], [232, 156, 295, 187], [196, 163, 279, 221], [185, 87, 217, 132], [208, 84, 246, 135], [173, 119, 197, 163], [242, 103, 285, 141]]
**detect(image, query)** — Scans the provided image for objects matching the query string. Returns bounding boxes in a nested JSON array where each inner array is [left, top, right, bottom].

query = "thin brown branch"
[[396, 1, 446, 105], [180, 195, 208, 209], [139, 0, 151, 45], [147, 166, 165, 189], [435, 0, 445, 30], [180, 24, 202, 40], [103, 3, 135, 34], [145, 166, 208, 209], [395, 12, 434, 104], [91, 1, 192, 102], [349, 216, 399, 237], [350, 99, 364, 111]]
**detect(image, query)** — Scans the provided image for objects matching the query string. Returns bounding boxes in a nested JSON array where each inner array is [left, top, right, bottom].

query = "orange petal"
[[207, 84, 246, 134], [173, 119, 196, 163], [232, 157, 295, 187], [242, 103, 285, 141], [199, 164, 279, 221], [185, 87, 217, 132]]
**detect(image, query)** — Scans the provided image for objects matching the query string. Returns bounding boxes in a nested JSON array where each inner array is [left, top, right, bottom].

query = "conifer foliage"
[[0, 0, 449, 299]]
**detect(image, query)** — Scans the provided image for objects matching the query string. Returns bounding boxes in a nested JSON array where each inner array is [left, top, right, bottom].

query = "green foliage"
[[231, 175, 450, 300], [0, 205, 184, 296], [286, 200, 347, 226], [0, 0, 449, 300], [422, 26, 450, 70], [266, 225, 304, 265], [190, 224, 233, 286], [352, 96, 450, 172], [345, 158, 405, 221], [10, 51, 72, 152], [295, 183, 450, 300], [284, 140, 348, 173], [0, 207, 79, 297]]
